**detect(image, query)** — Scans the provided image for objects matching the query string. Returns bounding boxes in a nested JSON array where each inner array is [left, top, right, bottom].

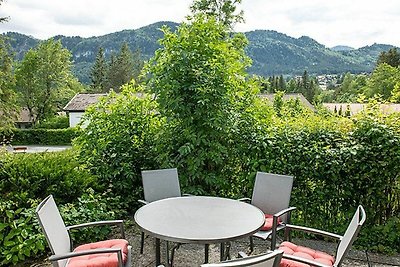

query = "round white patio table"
[[134, 196, 265, 266]]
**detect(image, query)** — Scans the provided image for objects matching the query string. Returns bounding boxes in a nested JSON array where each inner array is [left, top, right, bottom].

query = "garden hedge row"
[[0, 128, 79, 145]]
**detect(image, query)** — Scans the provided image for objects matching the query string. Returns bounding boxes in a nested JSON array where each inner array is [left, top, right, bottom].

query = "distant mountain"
[[3, 21, 398, 84], [331, 45, 354, 51]]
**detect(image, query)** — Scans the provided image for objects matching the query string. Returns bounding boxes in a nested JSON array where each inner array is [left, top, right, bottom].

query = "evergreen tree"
[[132, 48, 144, 83], [299, 70, 319, 102], [278, 75, 286, 90], [106, 43, 137, 92], [116, 43, 134, 86], [106, 53, 119, 91], [377, 48, 400, 68], [90, 47, 107, 92]]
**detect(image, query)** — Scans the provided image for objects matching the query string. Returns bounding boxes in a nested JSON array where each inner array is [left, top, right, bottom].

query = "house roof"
[[63, 93, 107, 112], [258, 93, 315, 111], [323, 103, 400, 115]]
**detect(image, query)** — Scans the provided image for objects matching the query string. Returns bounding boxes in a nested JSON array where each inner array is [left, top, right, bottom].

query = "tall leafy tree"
[[145, 14, 257, 193], [190, 0, 244, 29], [0, 35, 17, 128], [365, 63, 400, 100], [377, 48, 400, 68], [15, 39, 78, 124], [90, 47, 107, 92]]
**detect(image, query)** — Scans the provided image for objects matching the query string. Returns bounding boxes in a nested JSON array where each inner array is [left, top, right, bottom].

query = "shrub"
[[0, 199, 45, 266], [11, 128, 79, 145], [34, 115, 69, 129], [74, 88, 161, 212], [0, 191, 122, 266], [59, 189, 124, 246], [145, 15, 260, 196], [0, 148, 96, 205]]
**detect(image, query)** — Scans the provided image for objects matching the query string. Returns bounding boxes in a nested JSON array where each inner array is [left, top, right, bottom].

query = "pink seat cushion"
[[279, 241, 334, 267], [261, 214, 282, 231], [67, 239, 128, 267]]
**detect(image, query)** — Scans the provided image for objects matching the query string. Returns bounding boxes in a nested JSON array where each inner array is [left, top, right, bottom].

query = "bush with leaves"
[[243, 98, 400, 252], [0, 148, 96, 205], [145, 14, 260, 196], [34, 115, 69, 129], [0, 190, 122, 266], [11, 128, 79, 145], [0, 199, 45, 266], [59, 189, 123, 246], [74, 86, 162, 212]]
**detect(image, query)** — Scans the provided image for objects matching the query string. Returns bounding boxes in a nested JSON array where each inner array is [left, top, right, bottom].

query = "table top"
[[134, 196, 265, 244]]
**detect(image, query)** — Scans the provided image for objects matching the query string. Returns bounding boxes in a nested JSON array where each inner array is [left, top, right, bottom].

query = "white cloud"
[[1, 0, 399, 48]]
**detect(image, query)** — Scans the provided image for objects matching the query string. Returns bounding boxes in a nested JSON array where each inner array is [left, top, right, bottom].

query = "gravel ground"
[[29, 223, 400, 267]]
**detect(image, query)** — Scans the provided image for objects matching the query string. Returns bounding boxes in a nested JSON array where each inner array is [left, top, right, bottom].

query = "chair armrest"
[[49, 248, 124, 267], [237, 197, 251, 203], [67, 220, 125, 239], [285, 224, 342, 240], [138, 199, 148, 205], [274, 206, 296, 218], [282, 254, 331, 267]]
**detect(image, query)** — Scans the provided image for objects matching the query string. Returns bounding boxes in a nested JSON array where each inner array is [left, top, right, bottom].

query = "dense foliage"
[[14, 39, 81, 125], [0, 128, 79, 145], [144, 15, 259, 195], [0, 149, 120, 266], [0, 35, 17, 129], [74, 88, 161, 211], [73, 14, 400, 254]]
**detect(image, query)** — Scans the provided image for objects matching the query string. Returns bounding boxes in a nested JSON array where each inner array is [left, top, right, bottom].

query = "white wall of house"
[[69, 112, 88, 128]]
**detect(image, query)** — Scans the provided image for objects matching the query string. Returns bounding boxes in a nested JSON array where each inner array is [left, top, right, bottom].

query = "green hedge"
[[243, 108, 400, 253], [0, 128, 80, 145], [0, 149, 122, 266]]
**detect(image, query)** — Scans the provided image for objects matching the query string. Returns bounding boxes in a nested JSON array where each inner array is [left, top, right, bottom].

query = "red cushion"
[[67, 239, 128, 267], [279, 241, 335, 267], [261, 214, 282, 231]]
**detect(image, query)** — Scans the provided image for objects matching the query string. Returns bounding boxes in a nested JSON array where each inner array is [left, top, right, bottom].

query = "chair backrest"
[[251, 172, 293, 222], [201, 250, 283, 267], [141, 168, 181, 203], [36, 195, 71, 267], [334, 205, 366, 266]]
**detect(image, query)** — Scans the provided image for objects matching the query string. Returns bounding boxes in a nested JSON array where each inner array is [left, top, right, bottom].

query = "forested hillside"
[[3, 21, 397, 84]]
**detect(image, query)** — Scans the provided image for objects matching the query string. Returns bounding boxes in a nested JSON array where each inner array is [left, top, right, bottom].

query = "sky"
[[0, 0, 399, 49]]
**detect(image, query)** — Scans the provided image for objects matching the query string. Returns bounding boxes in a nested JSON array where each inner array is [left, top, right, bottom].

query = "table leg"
[[220, 243, 225, 262], [155, 238, 161, 266], [204, 244, 209, 263]]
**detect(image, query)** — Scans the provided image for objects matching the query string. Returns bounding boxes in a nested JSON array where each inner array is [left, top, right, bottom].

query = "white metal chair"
[[36, 195, 132, 267], [240, 172, 296, 251], [201, 250, 284, 267], [278, 205, 366, 267]]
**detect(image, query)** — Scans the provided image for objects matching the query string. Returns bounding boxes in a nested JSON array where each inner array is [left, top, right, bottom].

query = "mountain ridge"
[[3, 21, 398, 84]]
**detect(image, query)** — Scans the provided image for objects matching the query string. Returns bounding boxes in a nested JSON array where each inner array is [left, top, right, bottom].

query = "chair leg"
[[169, 243, 180, 267], [365, 250, 372, 267], [249, 236, 254, 254], [204, 244, 209, 263], [140, 231, 145, 254]]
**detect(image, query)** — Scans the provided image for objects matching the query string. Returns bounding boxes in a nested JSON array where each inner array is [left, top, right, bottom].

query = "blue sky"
[[1, 0, 399, 48]]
